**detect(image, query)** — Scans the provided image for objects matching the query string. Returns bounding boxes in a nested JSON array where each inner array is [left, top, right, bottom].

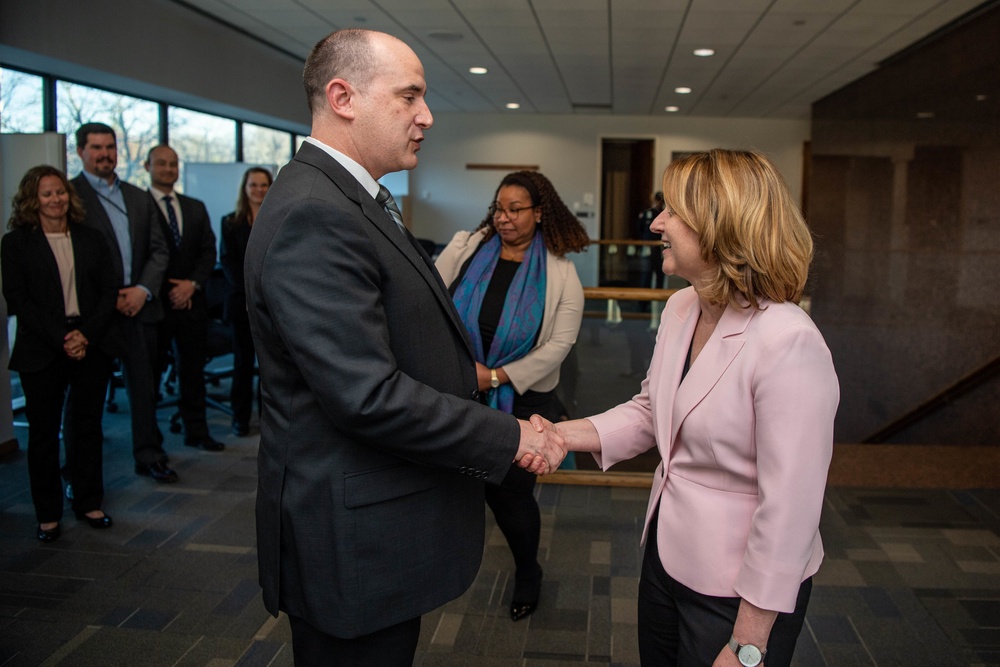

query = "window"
[[169, 107, 236, 163], [0, 68, 45, 133], [244, 122, 292, 169], [56, 81, 159, 186]]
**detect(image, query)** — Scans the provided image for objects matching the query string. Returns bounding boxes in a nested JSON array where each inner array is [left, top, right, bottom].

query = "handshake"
[[514, 415, 565, 476]]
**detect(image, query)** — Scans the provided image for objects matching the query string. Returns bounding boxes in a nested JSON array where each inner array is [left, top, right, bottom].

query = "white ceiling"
[[178, 0, 987, 119]]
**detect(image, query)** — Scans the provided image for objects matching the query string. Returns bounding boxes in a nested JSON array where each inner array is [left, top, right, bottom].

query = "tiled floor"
[[1, 384, 998, 666]]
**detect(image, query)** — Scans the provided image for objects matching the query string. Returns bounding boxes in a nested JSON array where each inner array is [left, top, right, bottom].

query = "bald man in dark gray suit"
[[245, 29, 565, 666]]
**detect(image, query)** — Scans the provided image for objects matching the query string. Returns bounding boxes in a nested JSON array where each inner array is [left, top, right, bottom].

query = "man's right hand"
[[514, 416, 566, 475]]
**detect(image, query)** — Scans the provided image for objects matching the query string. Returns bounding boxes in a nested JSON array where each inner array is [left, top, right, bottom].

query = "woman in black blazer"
[[219, 167, 272, 436], [2, 166, 121, 541]]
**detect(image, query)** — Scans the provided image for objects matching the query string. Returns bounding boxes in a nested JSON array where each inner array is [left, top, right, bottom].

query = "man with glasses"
[[71, 122, 175, 483]]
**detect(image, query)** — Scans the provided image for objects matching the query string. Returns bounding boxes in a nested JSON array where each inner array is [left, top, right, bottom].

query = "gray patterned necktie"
[[376, 185, 406, 235]]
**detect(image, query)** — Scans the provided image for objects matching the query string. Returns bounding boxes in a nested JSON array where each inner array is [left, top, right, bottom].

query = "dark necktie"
[[162, 195, 182, 247], [375, 185, 406, 235]]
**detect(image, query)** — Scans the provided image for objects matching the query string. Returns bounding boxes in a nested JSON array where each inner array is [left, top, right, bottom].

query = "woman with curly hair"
[[2, 165, 121, 541], [436, 170, 590, 620], [548, 149, 839, 666]]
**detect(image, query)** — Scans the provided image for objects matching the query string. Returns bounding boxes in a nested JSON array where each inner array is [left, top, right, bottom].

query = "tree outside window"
[[244, 122, 292, 170], [0, 68, 44, 134]]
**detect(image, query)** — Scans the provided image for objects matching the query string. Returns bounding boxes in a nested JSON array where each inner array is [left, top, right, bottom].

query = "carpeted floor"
[[1, 366, 998, 666]]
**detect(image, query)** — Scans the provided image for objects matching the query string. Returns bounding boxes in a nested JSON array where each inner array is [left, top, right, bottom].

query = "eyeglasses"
[[489, 204, 536, 219]]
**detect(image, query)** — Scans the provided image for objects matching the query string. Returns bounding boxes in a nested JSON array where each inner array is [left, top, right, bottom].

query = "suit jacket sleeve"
[[132, 186, 169, 295], [259, 197, 518, 476], [75, 227, 119, 347], [1, 230, 64, 351], [186, 196, 217, 287], [733, 321, 838, 610]]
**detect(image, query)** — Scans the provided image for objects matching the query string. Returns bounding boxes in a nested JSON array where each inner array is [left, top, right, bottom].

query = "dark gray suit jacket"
[[151, 191, 217, 321], [71, 173, 168, 324], [245, 142, 520, 638]]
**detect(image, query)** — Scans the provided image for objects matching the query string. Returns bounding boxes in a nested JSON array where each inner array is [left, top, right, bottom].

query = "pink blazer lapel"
[[652, 292, 700, 463], [669, 302, 755, 449]]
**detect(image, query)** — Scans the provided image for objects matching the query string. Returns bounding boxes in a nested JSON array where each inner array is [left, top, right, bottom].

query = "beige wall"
[[409, 112, 810, 285]]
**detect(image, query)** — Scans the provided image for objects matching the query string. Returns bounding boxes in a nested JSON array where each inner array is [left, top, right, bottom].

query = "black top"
[[479, 258, 521, 355]]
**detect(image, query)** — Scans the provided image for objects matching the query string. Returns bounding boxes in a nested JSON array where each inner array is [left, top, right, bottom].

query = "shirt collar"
[[82, 169, 119, 192], [304, 136, 380, 200], [149, 185, 174, 202]]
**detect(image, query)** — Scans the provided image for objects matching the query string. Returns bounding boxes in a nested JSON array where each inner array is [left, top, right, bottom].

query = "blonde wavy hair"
[[662, 149, 813, 310]]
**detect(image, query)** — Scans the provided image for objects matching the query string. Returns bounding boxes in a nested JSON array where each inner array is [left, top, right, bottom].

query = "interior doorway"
[[599, 138, 654, 285]]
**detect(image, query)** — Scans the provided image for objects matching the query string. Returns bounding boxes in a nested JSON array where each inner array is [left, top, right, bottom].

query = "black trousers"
[[20, 349, 112, 522], [157, 311, 210, 441], [483, 389, 561, 581], [287, 613, 420, 667], [229, 315, 256, 426], [637, 513, 812, 666], [120, 316, 166, 465]]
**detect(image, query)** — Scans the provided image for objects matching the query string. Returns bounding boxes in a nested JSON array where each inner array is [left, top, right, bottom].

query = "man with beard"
[[71, 123, 174, 482]]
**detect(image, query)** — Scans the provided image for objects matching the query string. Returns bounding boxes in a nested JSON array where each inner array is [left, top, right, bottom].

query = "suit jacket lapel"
[[656, 293, 700, 459], [74, 175, 126, 284], [296, 145, 474, 353], [29, 227, 63, 302], [669, 301, 753, 448]]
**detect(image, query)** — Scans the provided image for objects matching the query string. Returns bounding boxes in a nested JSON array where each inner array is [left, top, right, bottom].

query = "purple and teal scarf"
[[452, 232, 547, 413]]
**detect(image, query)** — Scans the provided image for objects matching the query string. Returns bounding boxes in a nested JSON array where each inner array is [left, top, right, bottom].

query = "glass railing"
[[550, 239, 690, 482]]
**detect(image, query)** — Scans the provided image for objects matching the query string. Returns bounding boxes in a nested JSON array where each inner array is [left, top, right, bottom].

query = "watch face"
[[738, 644, 762, 666]]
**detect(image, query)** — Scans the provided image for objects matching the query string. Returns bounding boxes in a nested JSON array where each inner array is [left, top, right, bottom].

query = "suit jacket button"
[[471, 390, 479, 400]]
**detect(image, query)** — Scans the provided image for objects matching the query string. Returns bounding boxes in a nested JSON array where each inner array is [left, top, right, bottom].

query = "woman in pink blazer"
[[550, 150, 839, 666]]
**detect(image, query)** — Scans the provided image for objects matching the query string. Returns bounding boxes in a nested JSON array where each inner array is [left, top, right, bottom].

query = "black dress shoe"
[[37, 524, 61, 542], [510, 568, 543, 621], [231, 422, 249, 437], [75, 512, 113, 529], [185, 436, 225, 451], [135, 461, 179, 483]]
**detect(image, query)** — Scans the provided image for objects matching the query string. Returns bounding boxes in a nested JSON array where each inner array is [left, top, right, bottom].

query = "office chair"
[[160, 266, 235, 433]]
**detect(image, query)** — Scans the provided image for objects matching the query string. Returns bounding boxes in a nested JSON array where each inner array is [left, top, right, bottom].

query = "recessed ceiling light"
[[664, 106, 679, 112], [469, 67, 488, 75], [506, 102, 521, 110], [916, 111, 935, 119], [693, 48, 715, 57], [975, 94, 988, 102], [674, 87, 692, 94]]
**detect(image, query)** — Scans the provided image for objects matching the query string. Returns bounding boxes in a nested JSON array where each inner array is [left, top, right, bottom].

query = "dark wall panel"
[[808, 3, 1000, 445]]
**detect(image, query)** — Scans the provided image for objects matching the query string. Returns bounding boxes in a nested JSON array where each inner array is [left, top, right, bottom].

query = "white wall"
[[408, 113, 810, 285]]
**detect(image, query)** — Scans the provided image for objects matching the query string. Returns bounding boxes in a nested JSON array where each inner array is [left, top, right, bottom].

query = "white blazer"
[[435, 229, 584, 394], [588, 287, 839, 612]]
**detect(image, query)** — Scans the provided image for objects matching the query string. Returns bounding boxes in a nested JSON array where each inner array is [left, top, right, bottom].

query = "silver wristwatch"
[[728, 635, 766, 666]]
